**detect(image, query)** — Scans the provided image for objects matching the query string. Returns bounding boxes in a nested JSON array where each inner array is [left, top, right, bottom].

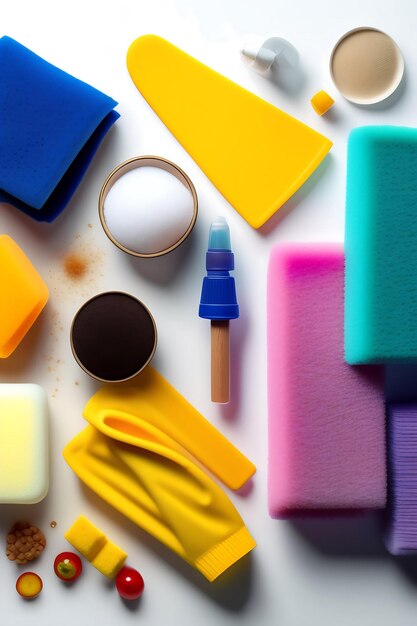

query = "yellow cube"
[[0, 235, 48, 358], [310, 90, 335, 116], [91, 540, 127, 578], [64, 516, 106, 560], [65, 515, 128, 579]]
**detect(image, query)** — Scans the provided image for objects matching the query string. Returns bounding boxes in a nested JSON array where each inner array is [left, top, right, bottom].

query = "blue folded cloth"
[[0, 36, 120, 221]]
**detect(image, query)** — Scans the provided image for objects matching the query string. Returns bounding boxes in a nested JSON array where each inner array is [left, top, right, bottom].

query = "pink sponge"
[[267, 244, 386, 518]]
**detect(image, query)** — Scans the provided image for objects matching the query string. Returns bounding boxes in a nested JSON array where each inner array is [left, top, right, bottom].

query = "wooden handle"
[[211, 320, 230, 403]]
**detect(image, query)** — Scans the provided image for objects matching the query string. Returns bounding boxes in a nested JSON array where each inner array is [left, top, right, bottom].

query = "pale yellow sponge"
[[310, 90, 335, 116], [64, 516, 106, 560], [0, 384, 48, 504], [64, 515, 127, 578], [91, 540, 127, 578]]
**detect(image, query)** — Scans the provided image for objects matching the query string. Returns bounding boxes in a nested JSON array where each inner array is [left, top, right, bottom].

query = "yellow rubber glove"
[[82, 367, 255, 490], [63, 408, 256, 581]]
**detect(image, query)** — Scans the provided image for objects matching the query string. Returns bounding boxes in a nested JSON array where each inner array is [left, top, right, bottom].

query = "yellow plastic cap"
[[310, 91, 335, 116]]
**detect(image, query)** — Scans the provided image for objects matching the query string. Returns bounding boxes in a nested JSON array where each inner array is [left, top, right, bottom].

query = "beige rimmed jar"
[[98, 156, 198, 258], [330, 27, 404, 105]]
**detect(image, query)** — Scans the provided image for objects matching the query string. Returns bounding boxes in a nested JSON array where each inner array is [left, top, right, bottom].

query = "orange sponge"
[[0, 235, 48, 358]]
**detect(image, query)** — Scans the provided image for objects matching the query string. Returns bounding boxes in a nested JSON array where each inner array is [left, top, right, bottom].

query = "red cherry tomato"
[[54, 552, 83, 582], [115, 566, 144, 600]]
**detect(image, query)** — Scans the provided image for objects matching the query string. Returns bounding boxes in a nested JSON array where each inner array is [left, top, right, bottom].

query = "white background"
[[1, 0, 417, 624]]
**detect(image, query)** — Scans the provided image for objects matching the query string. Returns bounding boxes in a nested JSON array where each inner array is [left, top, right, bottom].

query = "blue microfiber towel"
[[0, 36, 120, 222]]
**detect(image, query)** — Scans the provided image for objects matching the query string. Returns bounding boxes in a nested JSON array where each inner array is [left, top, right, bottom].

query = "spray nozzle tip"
[[208, 216, 231, 250]]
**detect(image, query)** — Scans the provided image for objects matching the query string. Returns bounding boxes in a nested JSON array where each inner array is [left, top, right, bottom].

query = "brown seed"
[[6, 521, 46, 564]]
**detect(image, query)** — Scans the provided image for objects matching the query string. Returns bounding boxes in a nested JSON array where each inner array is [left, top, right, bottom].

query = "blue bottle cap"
[[199, 217, 239, 321]]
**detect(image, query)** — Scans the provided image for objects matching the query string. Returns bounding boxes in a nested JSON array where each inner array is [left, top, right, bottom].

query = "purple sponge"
[[385, 405, 417, 555], [267, 244, 386, 518]]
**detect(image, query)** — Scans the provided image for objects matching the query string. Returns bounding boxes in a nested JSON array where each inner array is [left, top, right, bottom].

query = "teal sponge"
[[345, 126, 417, 364]]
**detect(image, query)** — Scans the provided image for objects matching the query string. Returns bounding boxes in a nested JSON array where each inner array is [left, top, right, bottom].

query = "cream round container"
[[330, 27, 404, 105], [70, 291, 157, 383], [99, 156, 198, 258]]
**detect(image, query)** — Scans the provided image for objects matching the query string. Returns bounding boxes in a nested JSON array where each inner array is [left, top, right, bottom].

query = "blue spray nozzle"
[[199, 217, 239, 321], [208, 215, 231, 250]]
